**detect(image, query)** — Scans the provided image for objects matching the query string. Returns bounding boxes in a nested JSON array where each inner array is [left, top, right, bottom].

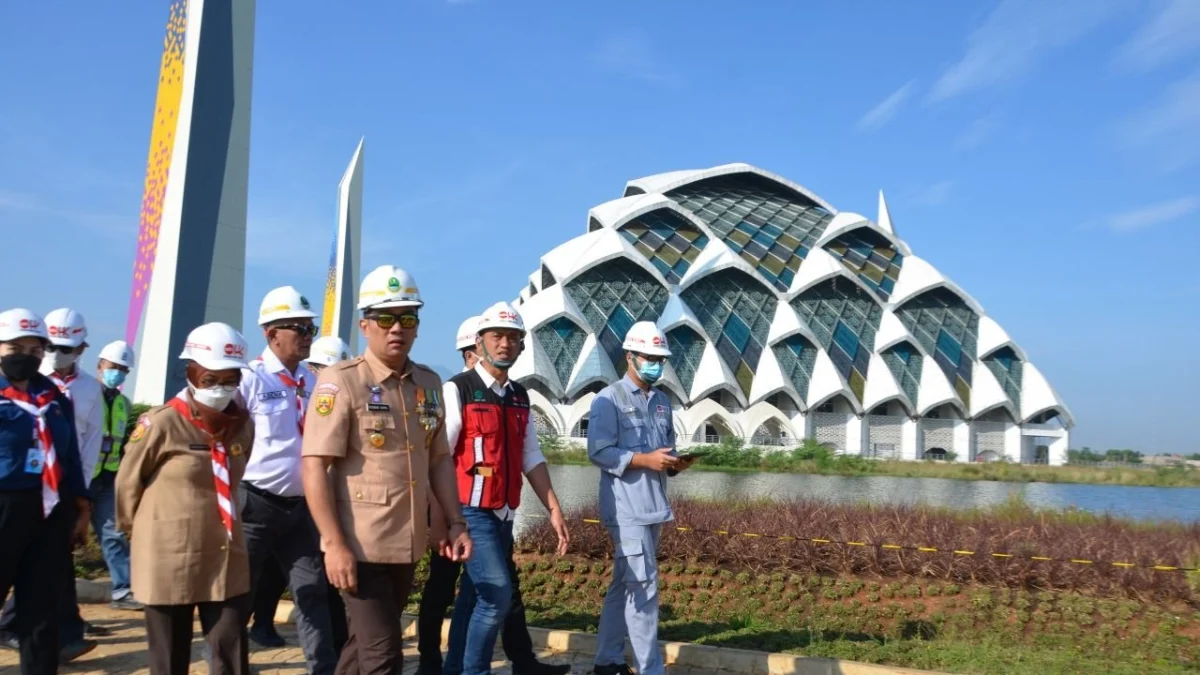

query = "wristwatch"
[[450, 518, 469, 531]]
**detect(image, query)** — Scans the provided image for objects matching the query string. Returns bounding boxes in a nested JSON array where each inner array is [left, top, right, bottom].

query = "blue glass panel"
[[935, 329, 962, 366], [723, 314, 751, 351], [832, 321, 859, 359]]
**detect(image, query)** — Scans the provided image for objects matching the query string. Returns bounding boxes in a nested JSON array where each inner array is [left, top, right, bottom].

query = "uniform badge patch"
[[129, 415, 151, 443], [230, 443, 244, 457], [368, 432, 385, 448], [315, 382, 340, 394], [315, 393, 335, 416], [416, 388, 441, 432], [657, 405, 666, 413]]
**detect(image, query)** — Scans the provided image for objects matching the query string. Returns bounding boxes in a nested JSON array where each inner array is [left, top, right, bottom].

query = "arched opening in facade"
[[571, 415, 589, 438], [691, 415, 736, 445], [531, 407, 557, 437], [866, 398, 910, 460], [973, 407, 1014, 462], [921, 402, 964, 461], [812, 393, 854, 454], [750, 417, 791, 447]]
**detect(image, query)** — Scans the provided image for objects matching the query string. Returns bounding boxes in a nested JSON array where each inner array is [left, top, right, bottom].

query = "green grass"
[[539, 436, 1200, 487]]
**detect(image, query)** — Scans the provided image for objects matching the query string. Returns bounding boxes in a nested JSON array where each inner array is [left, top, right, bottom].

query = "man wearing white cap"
[[237, 287, 337, 674], [90, 340, 141, 610]]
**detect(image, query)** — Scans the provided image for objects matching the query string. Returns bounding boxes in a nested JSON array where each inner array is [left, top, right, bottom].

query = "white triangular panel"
[[916, 362, 961, 415], [874, 309, 913, 352], [625, 169, 703, 197], [807, 349, 857, 411], [540, 230, 610, 284], [748, 347, 788, 406], [877, 190, 895, 235], [688, 340, 741, 404], [766, 302, 821, 348], [970, 362, 1012, 418], [890, 255, 985, 314], [1020, 362, 1075, 427], [519, 284, 586, 333], [566, 334, 618, 398], [658, 362, 688, 404], [862, 353, 905, 412], [587, 193, 671, 230], [678, 237, 746, 289], [788, 247, 846, 296], [815, 212, 870, 247], [657, 291, 705, 335], [977, 315, 1027, 360]]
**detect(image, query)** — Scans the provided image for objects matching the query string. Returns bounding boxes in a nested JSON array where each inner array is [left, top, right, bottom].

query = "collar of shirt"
[[620, 373, 654, 401], [363, 349, 415, 384], [260, 347, 304, 382], [473, 362, 514, 397]]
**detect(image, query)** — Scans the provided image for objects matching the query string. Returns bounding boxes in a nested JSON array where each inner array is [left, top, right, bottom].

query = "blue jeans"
[[443, 508, 514, 675], [90, 472, 132, 600]]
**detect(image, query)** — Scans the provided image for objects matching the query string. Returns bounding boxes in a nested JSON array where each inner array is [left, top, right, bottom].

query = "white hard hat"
[[98, 340, 135, 368], [357, 265, 423, 311], [456, 315, 482, 350], [622, 321, 671, 357], [0, 308, 49, 343], [258, 286, 317, 325], [178, 322, 249, 370], [476, 302, 525, 336], [44, 308, 88, 348], [308, 336, 351, 367]]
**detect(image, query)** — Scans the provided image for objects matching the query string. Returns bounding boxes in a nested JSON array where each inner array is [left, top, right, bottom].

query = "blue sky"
[[1, 0, 1198, 454]]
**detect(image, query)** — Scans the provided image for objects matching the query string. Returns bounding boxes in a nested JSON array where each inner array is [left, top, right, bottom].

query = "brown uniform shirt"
[[114, 401, 254, 606], [301, 350, 451, 564]]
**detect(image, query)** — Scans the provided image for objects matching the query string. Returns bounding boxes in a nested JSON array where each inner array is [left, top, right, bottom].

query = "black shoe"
[[249, 623, 286, 648], [514, 660, 572, 675], [0, 633, 17, 651], [416, 660, 443, 675], [60, 639, 97, 663], [82, 621, 110, 636], [593, 664, 635, 675], [110, 595, 144, 611]]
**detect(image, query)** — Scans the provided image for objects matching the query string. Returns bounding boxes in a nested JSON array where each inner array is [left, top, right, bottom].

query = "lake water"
[[513, 465, 1200, 530]]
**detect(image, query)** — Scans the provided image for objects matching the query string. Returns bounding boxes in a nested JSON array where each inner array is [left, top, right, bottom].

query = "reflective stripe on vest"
[[95, 393, 130, 477], [450, 369, 529, 510]]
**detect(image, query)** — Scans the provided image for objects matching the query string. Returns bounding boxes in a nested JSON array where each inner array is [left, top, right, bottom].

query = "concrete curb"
[[78, 579, 943, 675]]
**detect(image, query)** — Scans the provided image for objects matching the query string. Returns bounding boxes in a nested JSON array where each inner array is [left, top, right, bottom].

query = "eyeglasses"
[[635, 354, 667, 364], [46, 344, 77, 354], [367, 313, 419, 330], [274, 323, 318, 337]]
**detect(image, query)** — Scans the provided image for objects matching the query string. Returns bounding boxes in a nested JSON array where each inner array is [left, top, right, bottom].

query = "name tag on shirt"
[[189, 444, 210, 451], [100, 437, 114, 456], [367, 403, 390, 412], [24, 448, 44, 474], [621, 406, 636, 414], [258, 391, 287, 402]]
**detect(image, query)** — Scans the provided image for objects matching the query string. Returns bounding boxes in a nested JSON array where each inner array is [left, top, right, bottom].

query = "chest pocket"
[[618, 413, 647, 449], [258, 395, 292, 438], [466, 404, 501, 439], [358, 414, 398, 452]]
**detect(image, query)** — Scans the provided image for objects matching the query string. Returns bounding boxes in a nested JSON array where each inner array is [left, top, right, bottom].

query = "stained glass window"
[[667, 174, 834, 292], [680, 269, 777, 398], [534, 317, 587, 389], [983, 346, 1023, 411], [564, 258, 669, 374], [895, 288, 978, 408], [824, 228, 903, 301], [771, 334, 817, 401], [791, 278, 882, 404], [881, 341, 922, 407], [666, 326, 706, 394], [618, 210, 710, 285]]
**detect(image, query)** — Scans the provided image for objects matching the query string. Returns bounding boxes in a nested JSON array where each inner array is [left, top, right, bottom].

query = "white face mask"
[[190, 384, 237, 411], [45, 350, 78, 371]]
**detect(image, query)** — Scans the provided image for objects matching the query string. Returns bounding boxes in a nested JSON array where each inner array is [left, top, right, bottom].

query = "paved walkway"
[[0, 606, 701, 675]]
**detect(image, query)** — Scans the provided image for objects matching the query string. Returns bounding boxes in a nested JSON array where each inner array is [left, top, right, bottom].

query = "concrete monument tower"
[[321, 138, 364, 355]]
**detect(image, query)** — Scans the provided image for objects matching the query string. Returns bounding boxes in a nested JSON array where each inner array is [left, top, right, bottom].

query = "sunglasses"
[[274, 323, 318, 337], [46, 344, 77, 354], [367, 313, 419, 330]]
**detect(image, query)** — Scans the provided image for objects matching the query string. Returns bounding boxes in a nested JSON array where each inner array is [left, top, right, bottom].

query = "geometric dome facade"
[[509, 163, 1073, 463]]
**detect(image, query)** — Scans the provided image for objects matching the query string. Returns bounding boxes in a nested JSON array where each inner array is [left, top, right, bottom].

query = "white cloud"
[[0, 189, 132, 237], [593, 32, 677, 85], [928, 0, 1132, 102], [857, 81, 915, 131], [1115, 0, 1200, 71], [1118, 70, 1200, 170], [912, 180, 953, 206], [1106, 196, 1199, 233], [954, 113, 1000, 151]]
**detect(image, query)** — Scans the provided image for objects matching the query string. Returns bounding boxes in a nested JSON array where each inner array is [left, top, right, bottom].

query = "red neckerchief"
[[166, 396, 235, 539]]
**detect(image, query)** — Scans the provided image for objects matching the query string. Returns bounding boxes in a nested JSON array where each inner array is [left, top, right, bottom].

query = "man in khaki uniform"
[[302, 265, 472, 675]]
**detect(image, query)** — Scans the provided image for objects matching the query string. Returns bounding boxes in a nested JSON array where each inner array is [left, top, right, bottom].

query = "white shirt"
[[238, 348, 308, 497], [40, 364, 104, 489], [442, 363, 546, 521]]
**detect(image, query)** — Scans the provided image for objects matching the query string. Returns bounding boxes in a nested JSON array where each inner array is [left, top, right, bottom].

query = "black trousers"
[[0, 491, 72, 675], [251, 550, 349, 651], [239, 483, 340, 675], [144, 594, 251, 675], [337, 562, 415, 675], [416, 549, 536, 669], [0, 504, 85, 646]]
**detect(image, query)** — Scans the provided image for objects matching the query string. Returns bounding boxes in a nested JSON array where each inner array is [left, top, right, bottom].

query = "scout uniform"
[[115, 321, 255, 675], [302, 349, 450, 675]]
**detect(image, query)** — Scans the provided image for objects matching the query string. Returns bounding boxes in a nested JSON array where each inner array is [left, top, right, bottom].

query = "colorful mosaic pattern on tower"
[[791, 278, 883, 404], [895, 288, 979, 409], [321, 225, 338, 336], [563, 259, 669, 374], [681, 269, 778, 398], [617, 210, 710, 285], [825, 229, 904, 302], [126, 0, 187, 346]]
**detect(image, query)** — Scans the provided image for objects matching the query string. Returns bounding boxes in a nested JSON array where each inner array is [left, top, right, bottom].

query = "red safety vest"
[[450, 369, 530, 510]]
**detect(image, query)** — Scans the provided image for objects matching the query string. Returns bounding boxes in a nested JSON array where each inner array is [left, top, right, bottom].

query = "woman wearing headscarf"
[[116, 322, 255, 675]]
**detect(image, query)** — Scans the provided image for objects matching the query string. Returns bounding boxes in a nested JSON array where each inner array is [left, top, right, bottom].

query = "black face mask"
[[0, 353, 41, 383]]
